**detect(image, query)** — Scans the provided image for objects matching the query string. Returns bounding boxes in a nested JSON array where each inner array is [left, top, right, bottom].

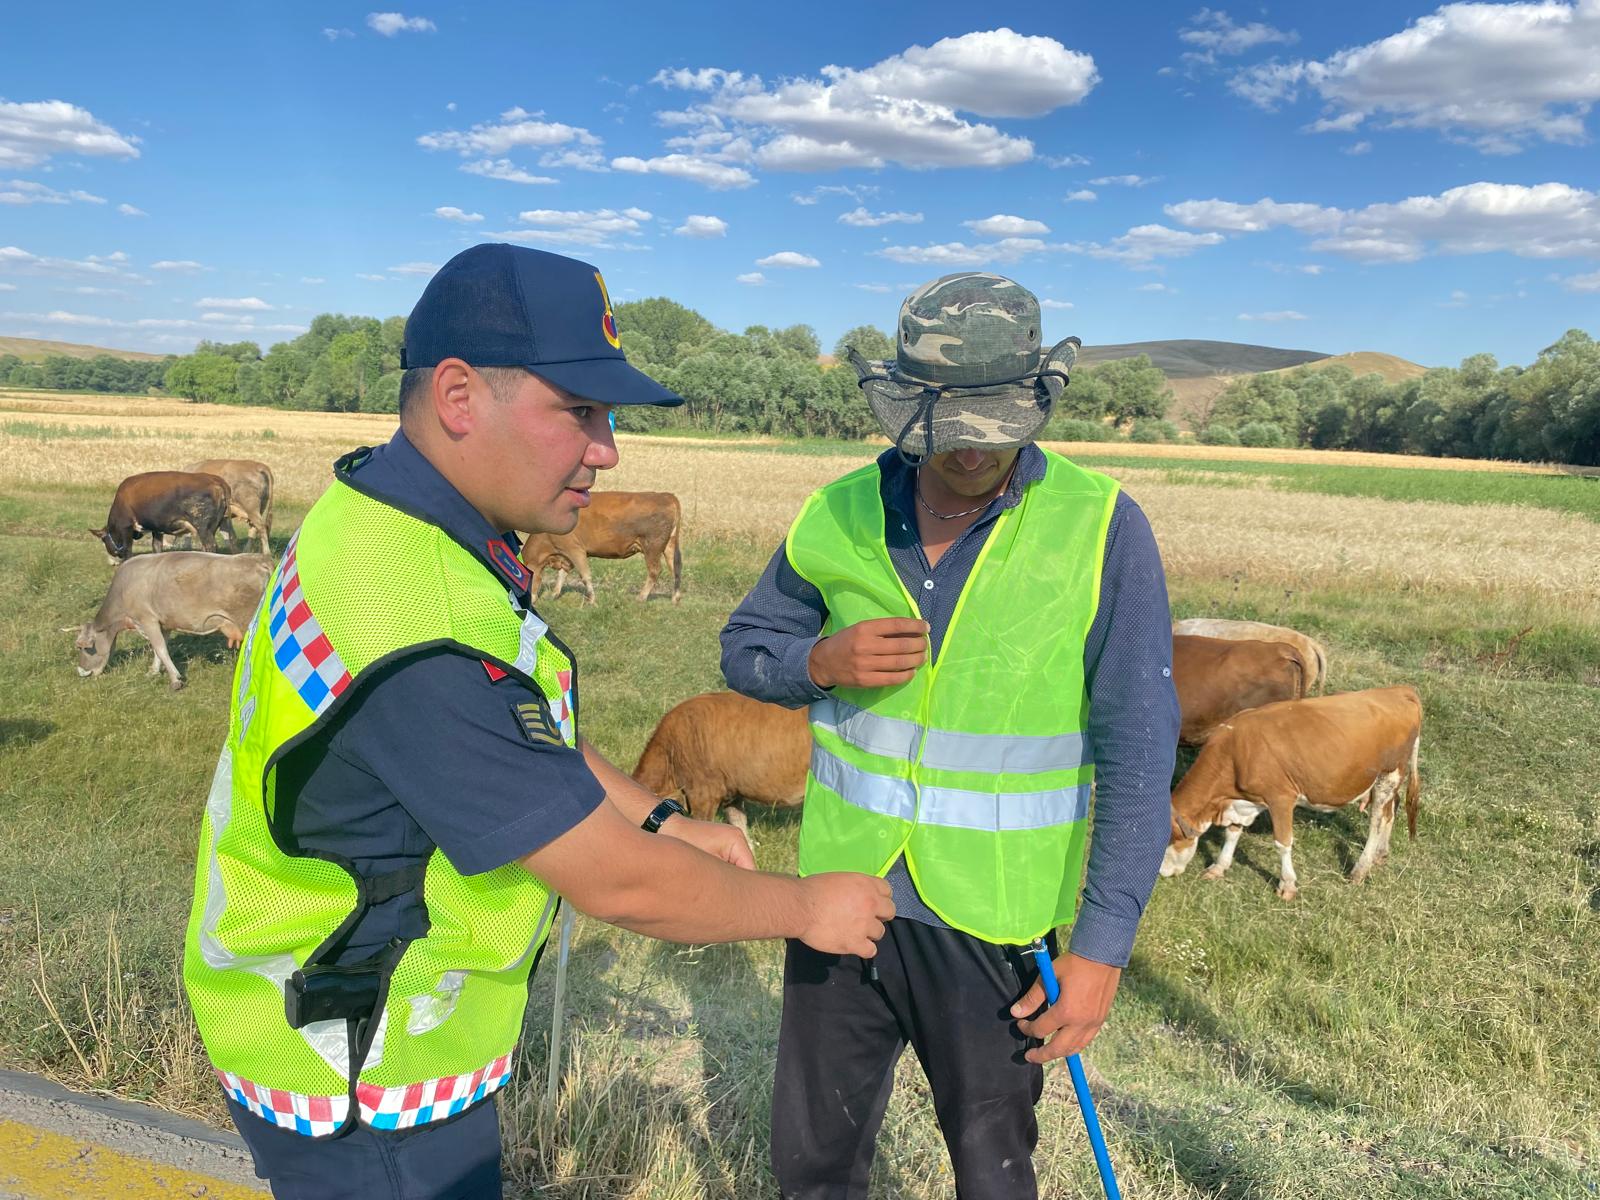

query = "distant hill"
[[0, 335, 166, 363], [1267, 350, 1428, 384], [1078, 339, 1330, 378]]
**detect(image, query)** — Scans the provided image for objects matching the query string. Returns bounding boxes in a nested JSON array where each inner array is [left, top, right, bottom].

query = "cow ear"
[[1173, 810, 1201, 840]]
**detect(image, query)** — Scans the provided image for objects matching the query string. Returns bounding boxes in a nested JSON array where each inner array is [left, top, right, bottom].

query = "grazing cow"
[[1174, 617, 1329, 693], [1171, 633, 1309, 745], [521, 491, 682, 605], [632, 691, 809, 835], [184, 458, 274, 553], [74, 552, 273, 690], [90, 471, 231, 564], [1161, 685, 1422, 900]]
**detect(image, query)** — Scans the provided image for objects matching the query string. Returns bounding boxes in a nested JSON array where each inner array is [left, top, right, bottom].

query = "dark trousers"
[[771, 919, 1052, 1200], [227, 1094, 502, 1199]]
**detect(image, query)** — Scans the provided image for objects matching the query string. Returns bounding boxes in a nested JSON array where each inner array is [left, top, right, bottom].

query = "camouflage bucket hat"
[[846, 272, 1080, 460]]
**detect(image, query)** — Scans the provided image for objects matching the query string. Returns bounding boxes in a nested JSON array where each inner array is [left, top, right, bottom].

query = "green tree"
[[833, 325, 894, 362], [1095, 356, 1171, 427], [613, 297, 715, 364]]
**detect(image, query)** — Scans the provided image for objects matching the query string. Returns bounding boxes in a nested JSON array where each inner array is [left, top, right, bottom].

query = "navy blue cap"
[[401, 243, 683, 407]]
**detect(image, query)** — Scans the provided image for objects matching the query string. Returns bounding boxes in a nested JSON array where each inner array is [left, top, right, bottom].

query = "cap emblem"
[[595, 272, 621, 349]]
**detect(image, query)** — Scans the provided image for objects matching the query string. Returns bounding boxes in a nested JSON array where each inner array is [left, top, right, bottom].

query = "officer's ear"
[[430, 358, 476, 435]]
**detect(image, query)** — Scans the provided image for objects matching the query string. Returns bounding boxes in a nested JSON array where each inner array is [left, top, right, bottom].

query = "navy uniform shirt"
[[275, 429, 605, 964], [719, 444, 1180, 968]]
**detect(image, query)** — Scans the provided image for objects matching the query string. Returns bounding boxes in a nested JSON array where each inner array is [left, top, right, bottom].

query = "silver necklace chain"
[[914, 468, 998, 520]]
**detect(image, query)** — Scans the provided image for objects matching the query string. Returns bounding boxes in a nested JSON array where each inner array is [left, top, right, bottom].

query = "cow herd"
[[72, 476, 1423, 901], [628, 618, 1425, 905]]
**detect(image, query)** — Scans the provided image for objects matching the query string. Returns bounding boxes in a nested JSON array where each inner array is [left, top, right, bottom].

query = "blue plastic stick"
[[1030, 939, 1122, 1200]]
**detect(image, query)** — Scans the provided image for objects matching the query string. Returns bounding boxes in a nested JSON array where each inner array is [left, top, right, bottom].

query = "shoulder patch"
[[511, 698, 564, 747]]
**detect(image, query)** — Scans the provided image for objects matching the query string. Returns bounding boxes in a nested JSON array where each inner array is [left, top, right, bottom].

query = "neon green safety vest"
[[785, 449, 1119, 945], [182, 468, 575, 1137]]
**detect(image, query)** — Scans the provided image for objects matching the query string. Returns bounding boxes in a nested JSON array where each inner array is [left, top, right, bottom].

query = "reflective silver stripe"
[[918, 781, 1091, 832], [810, 743, 1090, 832], [810, 697, 921, 760], [809, 743, 916, 822], [811, 697, 1086, 775]]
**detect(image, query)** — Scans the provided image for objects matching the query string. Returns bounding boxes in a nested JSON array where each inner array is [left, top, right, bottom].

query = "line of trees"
[[0, 353, 172, 393], [1197, 330, 1600, 466]]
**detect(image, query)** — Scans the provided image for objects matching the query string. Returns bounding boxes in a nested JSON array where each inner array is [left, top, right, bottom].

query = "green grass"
[[1071, 453, 1600, 522], [1, 420, 192, 440], [2, 479, 1597, 1197]]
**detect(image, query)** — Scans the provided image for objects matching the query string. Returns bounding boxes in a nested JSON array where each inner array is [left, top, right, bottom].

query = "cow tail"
[[632, 723, 675, 796], [1404, 730, 1421, 839], [1312, 641, 1329, 694], [1288, 647, 1309, 699], [669, 499, 683, 598], [261, 464, 276, 530]]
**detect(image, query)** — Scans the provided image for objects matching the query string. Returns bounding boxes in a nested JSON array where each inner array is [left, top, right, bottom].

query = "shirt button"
[[1162, 667, 1172, 677], [922, 579, 934, 591]]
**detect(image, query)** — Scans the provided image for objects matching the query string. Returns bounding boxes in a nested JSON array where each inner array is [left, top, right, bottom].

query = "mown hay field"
[[2, 391, 1598, 1198]]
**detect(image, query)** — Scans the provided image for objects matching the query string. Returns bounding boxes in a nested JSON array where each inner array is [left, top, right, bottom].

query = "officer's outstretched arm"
[[521, 801, 894, 957]]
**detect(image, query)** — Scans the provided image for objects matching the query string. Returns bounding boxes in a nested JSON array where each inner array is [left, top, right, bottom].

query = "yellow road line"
[[0, 1118, 262, 1199]]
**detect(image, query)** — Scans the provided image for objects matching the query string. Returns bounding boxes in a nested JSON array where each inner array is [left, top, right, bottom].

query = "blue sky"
[[3, 0, 1598, 366]]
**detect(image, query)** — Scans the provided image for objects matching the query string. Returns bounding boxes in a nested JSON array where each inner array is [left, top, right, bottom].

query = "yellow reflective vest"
[[183, 471, 574, 1137], [785, 449, 1119, 945]]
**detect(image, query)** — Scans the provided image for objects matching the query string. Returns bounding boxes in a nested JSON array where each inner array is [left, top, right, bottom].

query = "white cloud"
[[301, 276, 325, 284], [1044, 153, 1091, 167], [1300, 264, 1326, 275], [611, 153, 755, 189], [419, 108, 599, 156], [539, 148, 609, 171], [151, 260, 205, 272], [874, 237, 1064, 266], [0, 283, 15, 291], [675, 214, 728, 237], [1065, 189, 1097, 202], [117, 203, 146, 216], [1165, 197, 1342, 233], [756, 250, 821, 268], [357, 273, 390, 281], [1440, 289, 1471, 307], [0, 309, 305, 337], [1179, 8, 1297, 64], [62, 285, 127, 296], [1079, 224, 1225, 263], [197, 296, 273, 310], [1229, 0, 1600, 153], [0, 179, 106, 206], [737, 271, 766, 285], [1039, 298, 1074, 309], [0, 245, 145, 282], [489, 207, 655, 251], [460, 158, 557, 185], [434, 205, 483, 222], [388, 262, 440, 276], [854, 282, 894, 292], [1089, 174, 1160, 187], [964, 214, 1050, 237], [1558, 268, 1600, 292], [793, 184, 879, 206], [1137, 282, 1177, 293], [652, 29, 1097, 172], [0, 100, 140, 169], [1343, 140, 1373, 156], [1171, 180, 1600, 263], [1238, 310, 1309, 321], [323, 27, 355, 40], [367, 12, 436, 36], [838, 206, 923, 227]]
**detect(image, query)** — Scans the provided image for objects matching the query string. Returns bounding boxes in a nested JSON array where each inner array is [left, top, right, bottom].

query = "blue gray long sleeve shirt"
[[718, 444, 1179, 968]]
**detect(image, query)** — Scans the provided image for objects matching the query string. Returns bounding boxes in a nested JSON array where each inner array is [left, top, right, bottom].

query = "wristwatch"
[[641, 796, 686, 833]]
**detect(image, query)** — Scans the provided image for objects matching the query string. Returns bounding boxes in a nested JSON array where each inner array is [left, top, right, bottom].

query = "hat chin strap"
[[894, 393, 940, 468]]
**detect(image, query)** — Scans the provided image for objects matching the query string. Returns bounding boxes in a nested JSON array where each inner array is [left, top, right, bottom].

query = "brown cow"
[[185, 458, 274, 553], [1161, 686, 1422, 900], [1173, 617, 1329, 693], [633, 691, 809, 835], [74, 551, 273, 689], [522, 491, 682, 605], [90, 471, 232, 564], [1171, 633, 1308, 745]]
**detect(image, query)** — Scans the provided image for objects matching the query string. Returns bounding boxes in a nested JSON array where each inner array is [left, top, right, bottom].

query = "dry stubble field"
[[2, 391, 1598, 1198]]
